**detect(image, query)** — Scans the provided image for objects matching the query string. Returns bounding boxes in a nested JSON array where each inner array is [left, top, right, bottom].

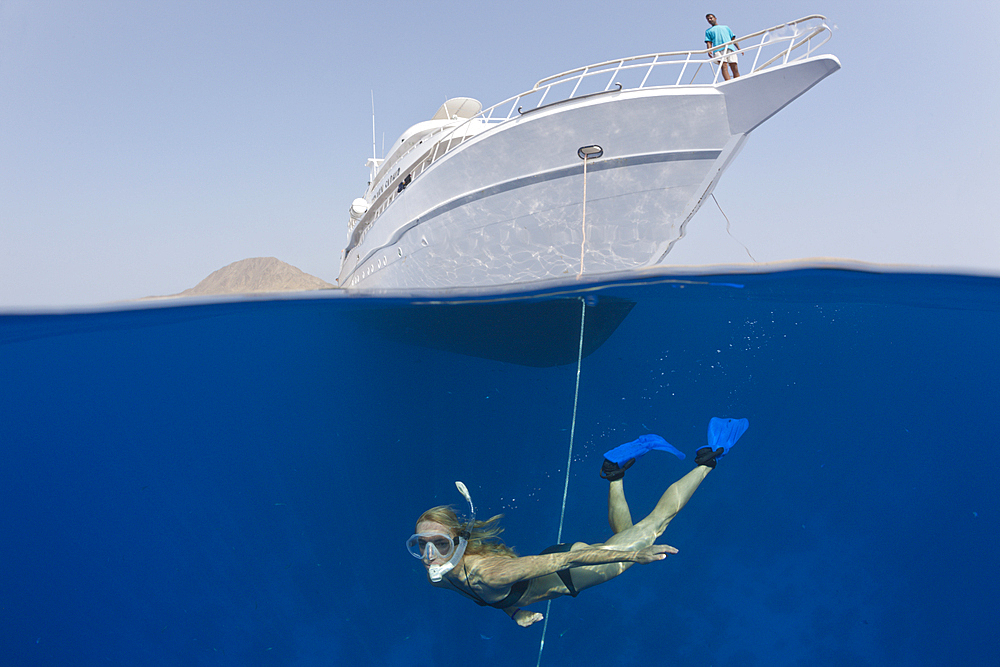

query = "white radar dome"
[[349, 198, 369, 219]]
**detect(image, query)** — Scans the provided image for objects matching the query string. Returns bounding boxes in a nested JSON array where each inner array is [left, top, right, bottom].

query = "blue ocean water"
[[2, 268, 998, 666]]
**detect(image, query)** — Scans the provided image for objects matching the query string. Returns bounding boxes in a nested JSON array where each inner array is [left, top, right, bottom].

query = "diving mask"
[[408, 481, 476, 582], [407, 532, 460, 561]]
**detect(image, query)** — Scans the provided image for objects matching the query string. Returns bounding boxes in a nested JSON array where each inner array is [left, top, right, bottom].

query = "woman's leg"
[[519, 464, 713, 603], [608, 479, 633, 533], [604, 465, 710, 549], [515, 479, 636, 605], [566, 465, 712, 592]]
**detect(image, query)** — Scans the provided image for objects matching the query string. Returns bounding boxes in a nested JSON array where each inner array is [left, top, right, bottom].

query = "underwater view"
[[2, 267, 998, 666]]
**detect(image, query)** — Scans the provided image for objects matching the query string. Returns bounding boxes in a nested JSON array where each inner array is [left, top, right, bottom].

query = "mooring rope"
[[577, 156, 589, 279], [536, 296, 587, 667]]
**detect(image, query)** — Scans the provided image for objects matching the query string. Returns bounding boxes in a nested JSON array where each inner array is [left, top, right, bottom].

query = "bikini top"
[[445, 562, 529, 609]]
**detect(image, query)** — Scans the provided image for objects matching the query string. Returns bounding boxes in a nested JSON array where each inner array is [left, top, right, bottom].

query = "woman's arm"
[[469, 544, 677, 590]]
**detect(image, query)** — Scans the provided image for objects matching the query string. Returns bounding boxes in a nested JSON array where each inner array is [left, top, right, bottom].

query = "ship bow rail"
[[428, 15, 833, 167]]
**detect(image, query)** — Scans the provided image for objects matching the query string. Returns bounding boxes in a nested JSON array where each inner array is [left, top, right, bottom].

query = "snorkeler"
[[407, 418, 748, 627]]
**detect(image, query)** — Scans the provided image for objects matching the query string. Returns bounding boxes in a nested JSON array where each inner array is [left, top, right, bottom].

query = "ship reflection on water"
[[349, 293, 635, 367]]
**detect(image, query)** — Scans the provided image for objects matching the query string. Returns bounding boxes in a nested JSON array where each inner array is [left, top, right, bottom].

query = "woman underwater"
[[407, 421, 746, 627]]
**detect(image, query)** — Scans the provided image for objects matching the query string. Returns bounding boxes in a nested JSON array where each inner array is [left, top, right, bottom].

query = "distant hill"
[[164, 257, 335, 298]]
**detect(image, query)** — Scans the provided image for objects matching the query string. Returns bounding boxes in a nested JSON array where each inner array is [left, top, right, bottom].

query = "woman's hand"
[[513, 609, 544, 627], [633, 544, 679, 564]]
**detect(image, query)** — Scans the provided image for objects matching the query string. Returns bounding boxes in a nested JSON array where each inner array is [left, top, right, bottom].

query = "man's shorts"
[[714, 50, 738, 64]]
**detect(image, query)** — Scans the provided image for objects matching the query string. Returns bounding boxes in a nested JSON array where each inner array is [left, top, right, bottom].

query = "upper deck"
[[345, 15, 835, 253]]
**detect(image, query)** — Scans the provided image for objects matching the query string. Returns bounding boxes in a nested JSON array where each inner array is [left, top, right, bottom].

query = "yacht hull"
[[339, 56, 840, 290]]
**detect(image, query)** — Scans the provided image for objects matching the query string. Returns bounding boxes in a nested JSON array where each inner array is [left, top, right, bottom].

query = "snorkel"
[[427, 481, 476, 582]]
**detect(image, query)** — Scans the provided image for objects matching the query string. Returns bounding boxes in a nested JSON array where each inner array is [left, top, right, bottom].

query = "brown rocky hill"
[[174, 257, 334, 297]]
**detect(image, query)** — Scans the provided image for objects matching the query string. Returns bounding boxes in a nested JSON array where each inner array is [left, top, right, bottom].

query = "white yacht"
[[339, 16, 840, 291]]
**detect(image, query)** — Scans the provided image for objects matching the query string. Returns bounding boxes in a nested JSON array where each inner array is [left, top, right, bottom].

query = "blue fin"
[[603, 434, 685, 464], [707, 417, 749, 460]]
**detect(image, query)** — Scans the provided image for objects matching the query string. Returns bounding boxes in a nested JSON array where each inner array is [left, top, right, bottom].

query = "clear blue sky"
[[2, 0, 998, 308]]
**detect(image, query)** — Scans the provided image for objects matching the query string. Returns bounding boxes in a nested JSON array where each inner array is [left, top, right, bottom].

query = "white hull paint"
[[339, 20, 840, 291]]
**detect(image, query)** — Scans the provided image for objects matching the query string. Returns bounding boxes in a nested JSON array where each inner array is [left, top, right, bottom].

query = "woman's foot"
[[600, 458, 635, 481], [694, 446, 724, 468]]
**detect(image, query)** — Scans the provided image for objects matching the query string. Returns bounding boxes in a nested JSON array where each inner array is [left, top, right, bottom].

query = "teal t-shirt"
[[705, 25, 736, 52]]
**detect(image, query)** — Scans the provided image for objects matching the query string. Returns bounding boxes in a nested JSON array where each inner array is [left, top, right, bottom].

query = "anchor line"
[[578, 157, 589, 279], [536, 296, 587, 667]]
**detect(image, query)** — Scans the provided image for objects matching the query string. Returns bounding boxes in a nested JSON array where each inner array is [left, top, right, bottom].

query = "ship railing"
[[349, 15, 833, 241], [424, 15, 832, 167]]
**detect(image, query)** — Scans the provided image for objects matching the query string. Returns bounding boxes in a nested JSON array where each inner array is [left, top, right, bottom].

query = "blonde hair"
[[416, 505, 518, 558]]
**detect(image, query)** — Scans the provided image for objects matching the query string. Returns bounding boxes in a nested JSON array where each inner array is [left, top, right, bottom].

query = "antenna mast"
[[366, 91, 383, 185]]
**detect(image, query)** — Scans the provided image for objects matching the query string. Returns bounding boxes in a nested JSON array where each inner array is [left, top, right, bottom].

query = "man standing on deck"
[[705, 14, 741, 80]]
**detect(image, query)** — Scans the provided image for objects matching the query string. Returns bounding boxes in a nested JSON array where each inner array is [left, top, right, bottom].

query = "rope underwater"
[[535, 296, 587, 667]]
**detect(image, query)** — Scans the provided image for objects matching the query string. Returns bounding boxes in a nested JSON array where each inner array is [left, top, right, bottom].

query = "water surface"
[[2, 268, 997, 666]]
